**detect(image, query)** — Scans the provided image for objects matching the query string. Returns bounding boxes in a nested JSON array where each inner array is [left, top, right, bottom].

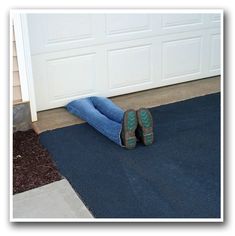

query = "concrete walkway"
[[13, 179, 93, 219]]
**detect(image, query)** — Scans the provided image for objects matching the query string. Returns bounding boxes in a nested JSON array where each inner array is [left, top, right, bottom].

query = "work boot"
[[121, 109, 138, 149], [136, 108, 154, 146]]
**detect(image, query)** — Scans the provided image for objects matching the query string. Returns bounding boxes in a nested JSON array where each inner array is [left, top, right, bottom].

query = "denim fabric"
[[66, 96, 124, 146]]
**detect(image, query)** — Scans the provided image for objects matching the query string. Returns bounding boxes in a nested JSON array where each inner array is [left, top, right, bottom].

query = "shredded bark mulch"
[[13, 129, 62, 194]]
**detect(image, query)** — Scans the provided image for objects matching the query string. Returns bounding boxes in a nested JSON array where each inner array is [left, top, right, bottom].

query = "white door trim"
[[12, 12, 37, 121]]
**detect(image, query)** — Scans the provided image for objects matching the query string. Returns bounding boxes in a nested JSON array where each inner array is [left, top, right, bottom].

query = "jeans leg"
[[90, 96, 124, 123], [67, 98, 123, 146]]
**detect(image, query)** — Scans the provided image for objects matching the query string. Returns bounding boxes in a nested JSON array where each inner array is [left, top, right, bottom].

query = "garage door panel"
[[161, 14, 203, 28], [103, 14, 156, 44], [162, 36, 202, 80], [209, 33, 221, 73], [155, 14, 209, 36], [211, 14, 221, 22], [32, 47, 103, 111], [105, 14, 151, 36], [28, 14, 100, 55], [45, 14, 94, 44], [209, 14, 221, 28], [108, 44, 152, 89], [47, 53, 96, 99]]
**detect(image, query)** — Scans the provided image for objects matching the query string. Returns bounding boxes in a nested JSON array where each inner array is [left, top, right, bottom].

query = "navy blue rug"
[[39, 93, 221, 218]]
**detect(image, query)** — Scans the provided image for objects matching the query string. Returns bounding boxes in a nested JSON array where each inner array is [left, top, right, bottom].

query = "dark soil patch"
[[13, 129, 62, 194]]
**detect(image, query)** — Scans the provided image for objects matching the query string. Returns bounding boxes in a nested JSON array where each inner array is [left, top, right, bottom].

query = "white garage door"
[[27, 12, 221, 111]]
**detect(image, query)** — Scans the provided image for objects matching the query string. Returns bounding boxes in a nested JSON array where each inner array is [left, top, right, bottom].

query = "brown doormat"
[[13, 129, 62, 194]]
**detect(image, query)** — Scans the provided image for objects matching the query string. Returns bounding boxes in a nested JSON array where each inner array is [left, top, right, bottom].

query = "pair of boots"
[[121, 108, 154, 149]]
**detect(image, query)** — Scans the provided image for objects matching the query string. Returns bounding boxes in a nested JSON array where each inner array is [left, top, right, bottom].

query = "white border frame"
[[10, 8, 224, 223]]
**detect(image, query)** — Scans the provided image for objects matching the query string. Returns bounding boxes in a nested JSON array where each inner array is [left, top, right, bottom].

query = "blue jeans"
[[66, 97, 124, 146]]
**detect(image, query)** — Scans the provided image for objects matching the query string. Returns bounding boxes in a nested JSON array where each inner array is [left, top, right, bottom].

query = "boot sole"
[[137, 108, 154, 146], [123, 110, 138, 149]]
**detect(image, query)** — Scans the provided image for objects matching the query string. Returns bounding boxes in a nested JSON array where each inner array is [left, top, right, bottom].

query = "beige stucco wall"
[[12, 25, 22, 104]]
